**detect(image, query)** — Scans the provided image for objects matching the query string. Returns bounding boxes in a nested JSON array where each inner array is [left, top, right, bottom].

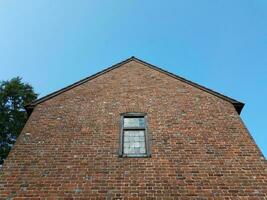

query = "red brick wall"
[[0, 60, 266, 199]]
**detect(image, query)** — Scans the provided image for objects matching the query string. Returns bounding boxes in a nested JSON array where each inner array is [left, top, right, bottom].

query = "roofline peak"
[[25, 57, 244, 115]]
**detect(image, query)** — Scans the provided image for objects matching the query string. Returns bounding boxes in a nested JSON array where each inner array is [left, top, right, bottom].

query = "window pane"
[[123, 130, 146, 155], [124, 117, 145, 128]]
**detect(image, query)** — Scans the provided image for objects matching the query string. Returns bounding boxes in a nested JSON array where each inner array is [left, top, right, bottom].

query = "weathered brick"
[[0, 58, 266, 199]]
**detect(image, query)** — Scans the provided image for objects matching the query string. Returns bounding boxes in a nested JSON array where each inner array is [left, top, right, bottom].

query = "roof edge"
[[132, 57, 245, 114], [25, 56, 245, 115], [25, 56, 135, 113]]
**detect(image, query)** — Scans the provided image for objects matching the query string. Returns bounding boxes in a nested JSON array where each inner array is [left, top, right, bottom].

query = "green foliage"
[[0, 77, 38, 165]]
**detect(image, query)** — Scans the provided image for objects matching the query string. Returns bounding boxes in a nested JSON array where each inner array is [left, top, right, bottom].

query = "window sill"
[[119, 154, 151, 158]]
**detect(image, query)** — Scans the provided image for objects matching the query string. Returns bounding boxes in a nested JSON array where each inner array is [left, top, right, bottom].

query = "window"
[[119, 113, 150, 157]]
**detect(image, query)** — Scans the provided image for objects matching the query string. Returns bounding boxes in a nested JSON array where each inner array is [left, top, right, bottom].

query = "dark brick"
[[0, 59, 266, 199]]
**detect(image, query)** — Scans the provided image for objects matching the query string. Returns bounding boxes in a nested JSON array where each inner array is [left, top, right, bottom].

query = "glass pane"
[[124, 117, 145, 128], [123, 130, 146, 155]]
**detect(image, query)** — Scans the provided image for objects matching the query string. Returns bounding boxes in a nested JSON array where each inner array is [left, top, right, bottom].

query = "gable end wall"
[[0, 61, 266, 199]]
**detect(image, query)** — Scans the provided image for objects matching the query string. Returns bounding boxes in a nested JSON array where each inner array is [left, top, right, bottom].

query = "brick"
[[0, 59, 266, 199]]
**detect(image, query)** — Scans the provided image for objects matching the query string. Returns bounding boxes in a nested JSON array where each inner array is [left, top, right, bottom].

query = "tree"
[[0, 77, 38, 165]]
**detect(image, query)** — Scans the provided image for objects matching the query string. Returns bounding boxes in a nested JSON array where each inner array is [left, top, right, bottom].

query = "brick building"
[[0, 57, 266, 199]]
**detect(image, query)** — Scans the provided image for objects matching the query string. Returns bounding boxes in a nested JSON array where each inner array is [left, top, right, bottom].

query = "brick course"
[[0, 59, 266, 199]]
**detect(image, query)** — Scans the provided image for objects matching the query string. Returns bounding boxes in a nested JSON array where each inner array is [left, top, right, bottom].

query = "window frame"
[[119, 112, 151, 158]]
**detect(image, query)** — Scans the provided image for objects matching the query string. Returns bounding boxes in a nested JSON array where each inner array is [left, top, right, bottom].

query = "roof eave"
[[233, 102, 245, 115], [24, 104, 35, 117]]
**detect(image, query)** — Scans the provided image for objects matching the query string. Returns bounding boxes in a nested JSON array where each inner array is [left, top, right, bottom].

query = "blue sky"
[[0, 0, 266, 157]]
